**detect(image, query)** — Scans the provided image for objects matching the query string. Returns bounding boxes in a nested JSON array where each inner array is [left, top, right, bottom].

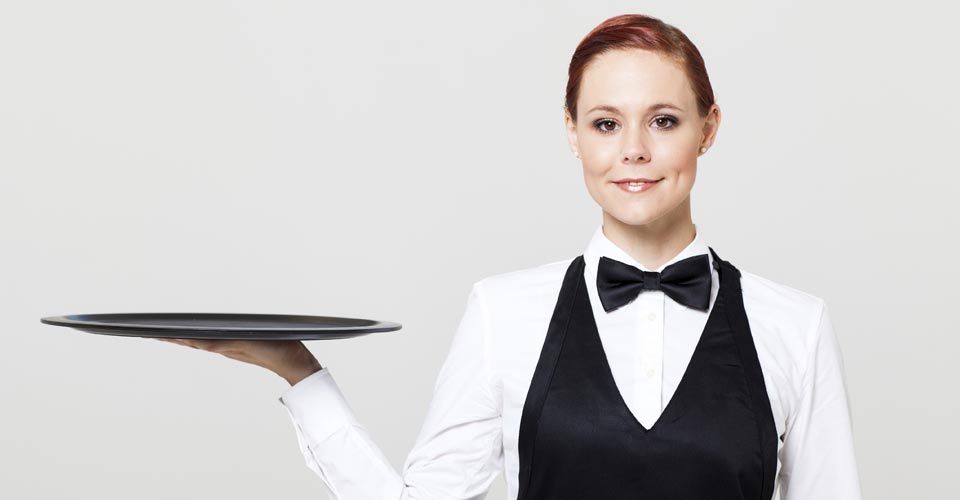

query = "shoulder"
[[738, 267, 826, 323], [736, 265, 828, 371], [470, 255, 578, 315]]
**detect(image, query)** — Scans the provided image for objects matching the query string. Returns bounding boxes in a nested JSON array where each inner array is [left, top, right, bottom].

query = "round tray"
[[40, 312, 402, 340]]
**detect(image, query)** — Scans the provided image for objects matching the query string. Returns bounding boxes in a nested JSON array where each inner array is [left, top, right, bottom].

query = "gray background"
[[2, 0, 956, 498]]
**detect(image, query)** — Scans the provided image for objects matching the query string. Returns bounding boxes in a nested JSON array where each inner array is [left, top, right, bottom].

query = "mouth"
[[612, 178, 663, 193]]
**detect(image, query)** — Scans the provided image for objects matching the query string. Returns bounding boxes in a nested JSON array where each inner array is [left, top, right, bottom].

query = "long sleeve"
[[278, 282, 504, 499], [778, 300, 863, 499]]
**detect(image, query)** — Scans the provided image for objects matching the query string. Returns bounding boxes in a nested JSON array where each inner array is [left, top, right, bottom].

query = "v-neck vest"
[[516, 247, 779, 500]]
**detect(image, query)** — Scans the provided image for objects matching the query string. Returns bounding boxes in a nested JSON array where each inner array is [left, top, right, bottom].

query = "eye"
[[652, 115, 679, 130], [593, 119, 619, 134]]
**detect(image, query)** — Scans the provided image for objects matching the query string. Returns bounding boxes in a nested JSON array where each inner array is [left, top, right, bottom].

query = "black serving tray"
[[40, 312, 401, 340]]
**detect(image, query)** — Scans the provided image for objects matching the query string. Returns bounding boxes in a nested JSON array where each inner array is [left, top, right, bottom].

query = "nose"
[[620, 126, 650, 163]]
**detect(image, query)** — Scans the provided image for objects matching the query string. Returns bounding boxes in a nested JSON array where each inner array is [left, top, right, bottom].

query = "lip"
[[613, 177, 661, 183], [613, 178, 661, 193]]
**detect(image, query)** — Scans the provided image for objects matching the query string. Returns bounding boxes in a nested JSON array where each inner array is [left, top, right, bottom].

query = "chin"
[[604, 207, 664, 227]]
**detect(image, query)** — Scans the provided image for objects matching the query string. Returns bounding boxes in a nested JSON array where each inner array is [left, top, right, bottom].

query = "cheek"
[[578, 143, 610, 177], [653, 139, 699, 176], [671, 152, 699, 177], [580, 135, 619, 162], [580, 163, 609, 202]]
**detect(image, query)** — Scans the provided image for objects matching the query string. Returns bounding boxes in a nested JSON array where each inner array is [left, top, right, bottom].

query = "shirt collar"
[[582, 222, 715, 279]]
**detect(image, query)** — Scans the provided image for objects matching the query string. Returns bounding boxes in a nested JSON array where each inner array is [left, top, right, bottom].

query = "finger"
[[178, 338, 221, 351], [154, 338, 234, 354], [156, 338, 201, 349]]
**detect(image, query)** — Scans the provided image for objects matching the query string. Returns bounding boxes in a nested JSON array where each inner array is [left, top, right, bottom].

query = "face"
[[565, 48, 720, 231]]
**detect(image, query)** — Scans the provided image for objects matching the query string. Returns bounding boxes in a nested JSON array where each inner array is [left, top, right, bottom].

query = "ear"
[[699, 104, 721, 154], [564, 108, 580, 156]]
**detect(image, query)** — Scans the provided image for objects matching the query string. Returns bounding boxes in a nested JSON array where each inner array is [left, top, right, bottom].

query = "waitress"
[[161, 13, 862, 500]]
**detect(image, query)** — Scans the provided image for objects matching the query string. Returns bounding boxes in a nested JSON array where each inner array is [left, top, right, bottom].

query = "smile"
[[614, 179, 661, 193]]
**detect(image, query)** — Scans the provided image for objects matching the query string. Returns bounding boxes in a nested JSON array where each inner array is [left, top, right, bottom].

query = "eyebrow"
[[585, 103, 685, 114]]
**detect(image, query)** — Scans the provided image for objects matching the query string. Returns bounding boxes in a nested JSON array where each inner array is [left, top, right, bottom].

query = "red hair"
[[565, 14, 715, 121]]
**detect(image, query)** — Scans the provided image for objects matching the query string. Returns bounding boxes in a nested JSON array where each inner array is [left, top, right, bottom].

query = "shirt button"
[[646, 368, 656, 378], [647, 312, 657, 322]]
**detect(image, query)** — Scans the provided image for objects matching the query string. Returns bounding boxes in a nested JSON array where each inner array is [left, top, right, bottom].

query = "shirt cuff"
[[277, 366, 358, 444]]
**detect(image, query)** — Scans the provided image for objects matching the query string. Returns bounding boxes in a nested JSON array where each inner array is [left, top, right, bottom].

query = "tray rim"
[[40, 312, 403, 333]]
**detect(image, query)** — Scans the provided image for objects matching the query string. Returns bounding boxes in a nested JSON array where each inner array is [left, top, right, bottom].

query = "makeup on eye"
[[591, 115, 679, 134]]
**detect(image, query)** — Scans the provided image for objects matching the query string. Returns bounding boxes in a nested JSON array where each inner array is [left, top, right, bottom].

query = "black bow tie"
[[596, 254, 712, 312]]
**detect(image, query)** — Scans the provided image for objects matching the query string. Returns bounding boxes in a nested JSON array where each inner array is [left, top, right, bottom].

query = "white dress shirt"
[[278, 223, 863, 499]]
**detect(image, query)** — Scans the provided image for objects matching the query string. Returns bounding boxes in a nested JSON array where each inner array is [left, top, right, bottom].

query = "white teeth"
[[617, 180, 653, 192]]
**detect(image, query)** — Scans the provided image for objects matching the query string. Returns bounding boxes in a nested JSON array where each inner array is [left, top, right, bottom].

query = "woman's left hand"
[[155, 338, 323, 386]]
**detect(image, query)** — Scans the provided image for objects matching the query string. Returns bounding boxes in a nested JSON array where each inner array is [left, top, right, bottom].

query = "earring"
[[700, 147, 707, 153], [574, 151, 581, 158]]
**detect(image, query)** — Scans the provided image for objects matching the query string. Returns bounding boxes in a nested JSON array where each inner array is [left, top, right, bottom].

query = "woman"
[[160, 13, 862, 500]]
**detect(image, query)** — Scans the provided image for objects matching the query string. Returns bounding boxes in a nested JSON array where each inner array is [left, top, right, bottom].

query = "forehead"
[[579, 49, 695, 110]]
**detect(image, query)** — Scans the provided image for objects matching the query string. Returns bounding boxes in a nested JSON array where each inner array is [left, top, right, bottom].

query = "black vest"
[[516, 247, 778, 500]]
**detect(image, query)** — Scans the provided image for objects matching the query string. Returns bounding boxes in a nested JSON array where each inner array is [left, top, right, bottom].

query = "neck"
[[601, 196, 696, 271]]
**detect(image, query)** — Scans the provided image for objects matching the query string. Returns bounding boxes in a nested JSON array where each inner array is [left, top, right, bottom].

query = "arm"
[[278, 282, 504, 499], [778, 300, 863, 499]]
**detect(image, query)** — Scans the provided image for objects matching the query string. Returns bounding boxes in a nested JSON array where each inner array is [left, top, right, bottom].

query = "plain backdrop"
[[2, 1, 957, 499]]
